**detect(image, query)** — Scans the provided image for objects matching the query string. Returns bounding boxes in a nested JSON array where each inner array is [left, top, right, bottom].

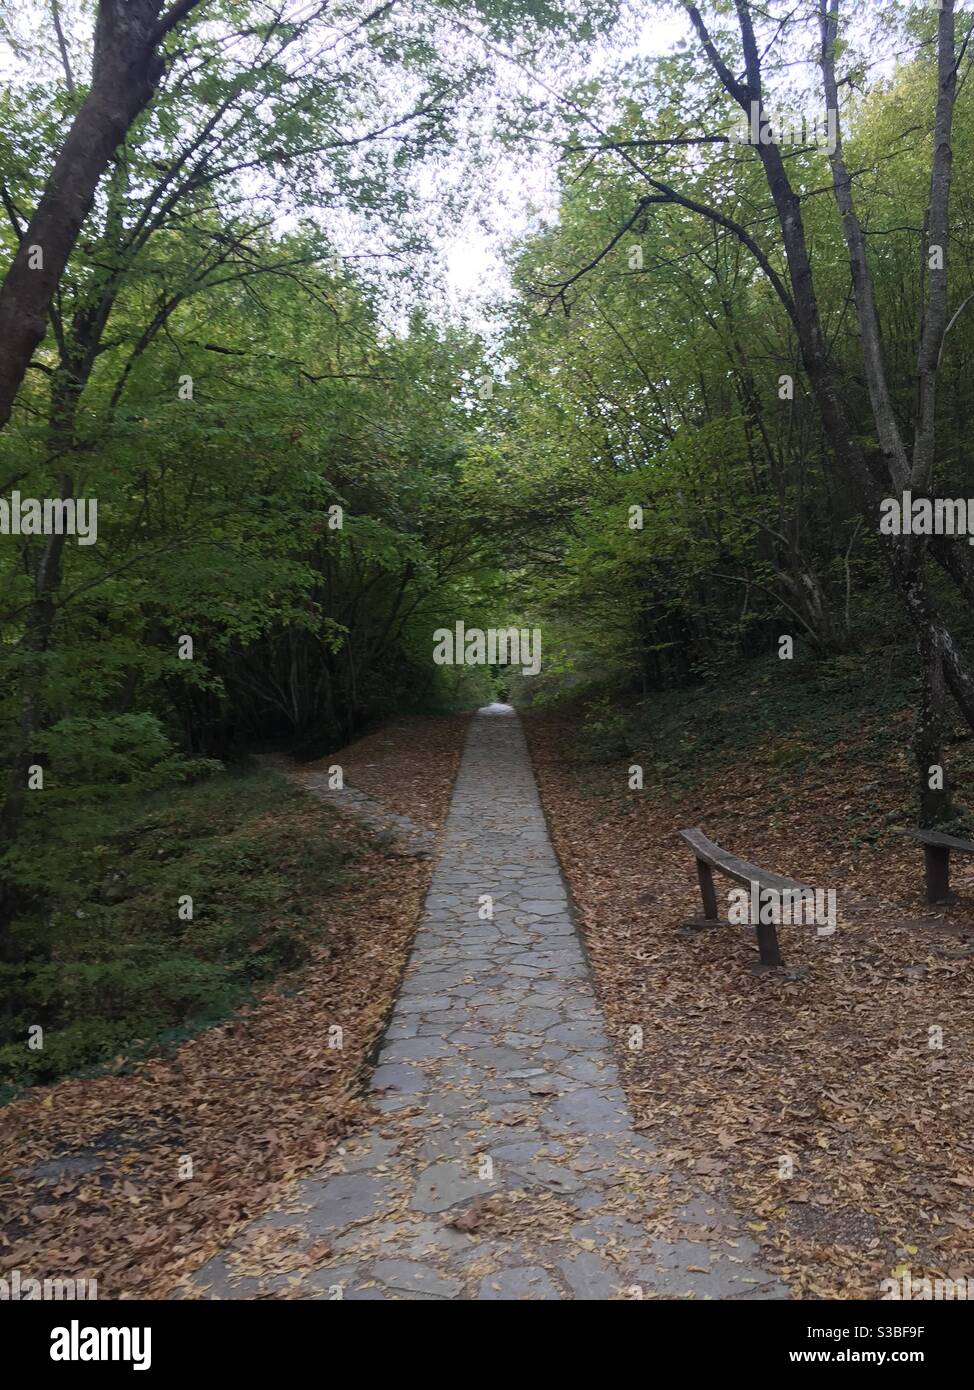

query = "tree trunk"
[[0, 479, 72, 949], [0, 0, 174, 430], [911, 609, 953, 828]]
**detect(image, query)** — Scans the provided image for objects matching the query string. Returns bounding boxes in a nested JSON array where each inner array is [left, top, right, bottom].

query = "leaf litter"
[[525, 709, 974, 1299]]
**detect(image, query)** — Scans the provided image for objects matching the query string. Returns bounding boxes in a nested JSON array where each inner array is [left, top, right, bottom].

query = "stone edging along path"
[[192, 707, 787, 1300]]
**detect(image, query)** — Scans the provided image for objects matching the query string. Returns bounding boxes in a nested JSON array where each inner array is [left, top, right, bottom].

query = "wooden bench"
[[679, 828, 814, 969], [901, 828, 974, 903]]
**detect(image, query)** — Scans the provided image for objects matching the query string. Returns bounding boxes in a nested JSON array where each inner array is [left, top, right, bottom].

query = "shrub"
[[0, 768, 347, 1100]]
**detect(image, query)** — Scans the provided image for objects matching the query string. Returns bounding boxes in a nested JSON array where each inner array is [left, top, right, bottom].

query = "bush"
[[1, 713, 219, 900], [0, 768, 348, 1100], [575, 696, 635, 761]]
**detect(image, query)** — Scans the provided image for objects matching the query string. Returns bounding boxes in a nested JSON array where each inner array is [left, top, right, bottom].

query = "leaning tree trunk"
[[751, 6, 973, 746], [0, 0, 196, 431]]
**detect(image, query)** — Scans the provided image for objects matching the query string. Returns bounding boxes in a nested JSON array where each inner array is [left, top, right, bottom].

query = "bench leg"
[[923, 844, 952, 903], [695, 857, 719, 921], [755, 918, 783, 969]]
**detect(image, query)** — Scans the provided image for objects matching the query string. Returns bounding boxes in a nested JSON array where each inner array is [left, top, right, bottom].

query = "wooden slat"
[[678, 828, 811, 894], [900, 828, 974, 854]]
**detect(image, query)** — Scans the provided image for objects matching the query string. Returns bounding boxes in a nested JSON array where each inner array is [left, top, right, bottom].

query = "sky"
[[440, 4, 691, 318], [435, 0, 915, 321], [0, 0, 687, 327]]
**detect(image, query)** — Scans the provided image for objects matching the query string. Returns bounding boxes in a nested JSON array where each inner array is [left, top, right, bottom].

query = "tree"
[[507, 0, 974, 824], [0, 0, 206, 430]]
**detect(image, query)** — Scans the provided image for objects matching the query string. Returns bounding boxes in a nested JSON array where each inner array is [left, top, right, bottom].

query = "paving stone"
[[512, 950, 579, 969], [487, 1103, 537, 1125], [371, 1260, 463, 1298], [559, 1250, 625, 1300], [556, 1056, 615, 1083], [414, 1141, 475, 1169], [545, 1021, 610, 1048], [396, 995, 455, 1014], [505, 1158, 584, 1194], [478, 1266, 563, 1300], [289, 1173, 385, 1231], [380, 1037, 456, 1063], [338, 1137, 400, 1172], [415, 1092, 475, 1117], [306, 1265, 362, 1298], [448, 1030, 496, 1047], [411, 1161, 496, 1213], [674, 1195, 733, 1228], [545, 1088, 631, 1134], [489, 1141, 551, 1162], [517, 1008, 563, 1030], [383, 1020, 420, 1041], [466, 1044, 531, 1071], [571, 1212, 647, 1247], [371, 1063, 427, 1095]]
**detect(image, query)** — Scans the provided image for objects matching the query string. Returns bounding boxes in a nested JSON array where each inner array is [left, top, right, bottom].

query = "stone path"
[[254, 752, 436, 859], [193, 707, 787, 1300]]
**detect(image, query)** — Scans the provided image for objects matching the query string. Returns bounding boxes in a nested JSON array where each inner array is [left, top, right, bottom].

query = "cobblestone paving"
[[194, 707, 787, 1300]]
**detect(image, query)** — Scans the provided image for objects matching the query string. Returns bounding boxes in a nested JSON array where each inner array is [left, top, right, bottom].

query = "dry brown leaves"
[[525, 710, 974, 1299], [0, 714, 469, 1299], [300, 714, 472, 830]]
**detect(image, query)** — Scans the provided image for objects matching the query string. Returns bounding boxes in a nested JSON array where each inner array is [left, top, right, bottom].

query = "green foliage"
[[575, 695, 635, 762], [1, 714, 217, 899], [457, 6, 974, 719], [0, 769, 347, 1098], [1, 1, 610, 1069], [5, 0, 974, 1094], [622, 651, 917, 791]]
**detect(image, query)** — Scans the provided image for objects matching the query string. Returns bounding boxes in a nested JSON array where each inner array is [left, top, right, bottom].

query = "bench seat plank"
[[900, 829, 974, 854], [679, 828, 811, 895]]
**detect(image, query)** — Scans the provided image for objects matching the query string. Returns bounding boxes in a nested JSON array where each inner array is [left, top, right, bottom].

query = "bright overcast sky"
[[440, 5, 690, 319]]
